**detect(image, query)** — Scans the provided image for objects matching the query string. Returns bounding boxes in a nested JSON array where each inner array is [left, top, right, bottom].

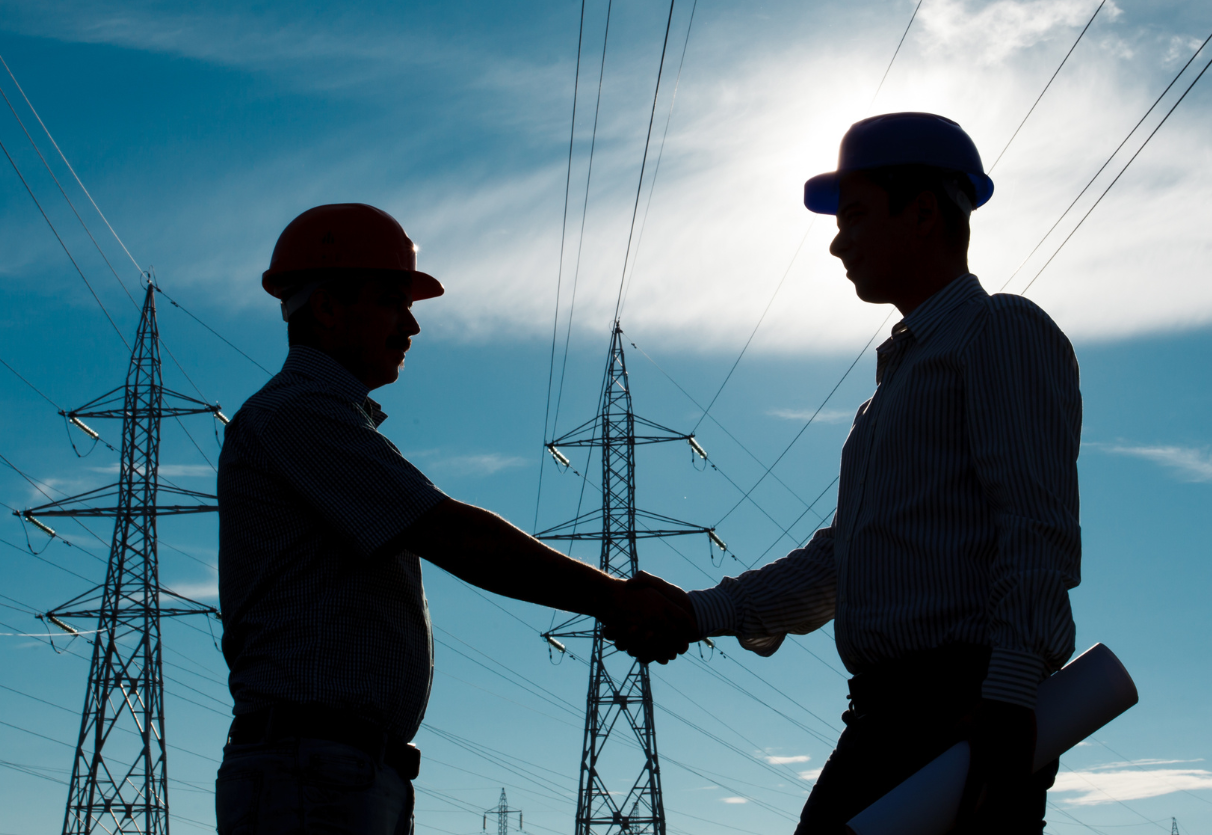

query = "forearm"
[[403, 499, 622, 618], [689, 526, 837, 655]]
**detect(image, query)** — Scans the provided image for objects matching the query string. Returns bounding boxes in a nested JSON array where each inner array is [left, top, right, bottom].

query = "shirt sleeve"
[[963, 298, 1082, 708], [686, 524, 837, 657], [258, 388, 448, 559]]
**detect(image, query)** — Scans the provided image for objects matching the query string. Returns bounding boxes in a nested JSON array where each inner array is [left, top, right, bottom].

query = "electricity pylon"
[[538, 322, 715, 835], [18, 280, 223, 835], [484, 788, 523, 835]]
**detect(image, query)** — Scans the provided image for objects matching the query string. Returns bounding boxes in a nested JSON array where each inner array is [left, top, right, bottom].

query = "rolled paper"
[[846, 644, 1138, 835]]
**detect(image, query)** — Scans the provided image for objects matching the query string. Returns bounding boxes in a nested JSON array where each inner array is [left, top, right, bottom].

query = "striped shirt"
[[688, 275, 1082, 708], [218, 346, 447, 742]]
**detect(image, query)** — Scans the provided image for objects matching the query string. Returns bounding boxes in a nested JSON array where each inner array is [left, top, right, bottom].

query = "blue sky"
[[1, 1, 1211, 833]]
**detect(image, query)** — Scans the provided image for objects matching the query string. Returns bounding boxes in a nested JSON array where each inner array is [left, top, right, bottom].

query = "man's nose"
[[403, 308, 421, 336], [829, 230, 847, 259]]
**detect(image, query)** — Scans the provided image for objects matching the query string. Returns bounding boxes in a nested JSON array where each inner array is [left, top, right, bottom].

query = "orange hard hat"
[[263, 203, 444, 319]]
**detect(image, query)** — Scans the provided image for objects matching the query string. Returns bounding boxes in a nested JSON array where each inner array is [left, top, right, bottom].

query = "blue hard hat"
[[803, 112, 994, 215]]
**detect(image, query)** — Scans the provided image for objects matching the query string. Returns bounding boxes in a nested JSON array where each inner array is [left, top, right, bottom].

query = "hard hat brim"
[[262, 268, 445, 302], [803, 170, 994, 216]]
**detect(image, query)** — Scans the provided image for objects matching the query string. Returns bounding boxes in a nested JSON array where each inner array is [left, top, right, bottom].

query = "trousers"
[[216, 737, 414, 835], [793, 645, 1059, 835]]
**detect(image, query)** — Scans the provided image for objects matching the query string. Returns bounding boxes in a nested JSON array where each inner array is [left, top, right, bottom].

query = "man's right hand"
[[601, 572, 699, 664]]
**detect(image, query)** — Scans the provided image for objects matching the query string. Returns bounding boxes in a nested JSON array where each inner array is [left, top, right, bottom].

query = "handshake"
[[600, 571, 700, 664]]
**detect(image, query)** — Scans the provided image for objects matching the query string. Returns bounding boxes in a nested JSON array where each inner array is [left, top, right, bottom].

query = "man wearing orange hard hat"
[[215, 204, 697, 835]]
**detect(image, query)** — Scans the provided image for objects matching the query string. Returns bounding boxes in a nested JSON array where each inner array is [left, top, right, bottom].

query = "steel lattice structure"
[[538, 323, 713, 835], [18, 282, 222, 835], [484, 788, 523, 835]]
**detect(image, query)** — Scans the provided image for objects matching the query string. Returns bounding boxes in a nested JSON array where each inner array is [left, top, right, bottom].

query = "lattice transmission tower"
[[484, 788, 523, 835], [18, 280, 224, 835], [538, 322, 716, 835]]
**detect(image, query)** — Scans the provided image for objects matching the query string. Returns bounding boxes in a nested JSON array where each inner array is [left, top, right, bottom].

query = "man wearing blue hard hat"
[[616, 113, 1081, 833]]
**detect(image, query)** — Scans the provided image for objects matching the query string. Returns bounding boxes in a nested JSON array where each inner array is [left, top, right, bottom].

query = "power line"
[[549, 0, 614, 443], [152, 284, 273, 376], [869, 0, 923, 108], [1019, 43, 1212, 296], [998, 29, 1212, 294], [687, 223, 814, 435], [0, 53, 144, 277], [0, 71, 138, 308], [712, 315, 891, 530], [0, 131, 130, 350], [611, 0, 677, 323], [536, 0, 590, 534], [617, 0, 699, 316], [988, 0, 1107, 173]]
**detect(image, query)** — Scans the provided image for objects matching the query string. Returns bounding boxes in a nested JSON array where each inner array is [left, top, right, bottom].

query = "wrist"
[[589, 575, 626, 622]]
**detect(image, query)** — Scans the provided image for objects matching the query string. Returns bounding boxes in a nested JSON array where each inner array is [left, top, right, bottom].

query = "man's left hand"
[[955, 698, 1037, 833]]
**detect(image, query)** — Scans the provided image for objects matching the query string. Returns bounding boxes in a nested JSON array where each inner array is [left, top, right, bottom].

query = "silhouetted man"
[[215, 204, 696, 835], [619, 114, 1082, 834]]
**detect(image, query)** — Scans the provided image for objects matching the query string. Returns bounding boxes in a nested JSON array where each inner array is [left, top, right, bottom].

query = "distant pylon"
[[539, 322, 715, 835], [18, 280, 223, 835], [1172, 818, 1179, 835], [484, 788, 523, 835]]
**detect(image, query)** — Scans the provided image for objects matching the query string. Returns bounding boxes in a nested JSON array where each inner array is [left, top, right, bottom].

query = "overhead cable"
[[537, 0, 590, 533], [869, 0, 924, 108], [999, 29, 1212, 293], [988, 0, 1107, 172], [611, 0, 678, 322], [713, 315, 891, 530], [0, 72, 138, 307], [0, 53, 145, 276], [549, 0, 614, 443], [617, 0, 699, 316], [0, 131, 130, 349], [1019, 41, 1212, 296]]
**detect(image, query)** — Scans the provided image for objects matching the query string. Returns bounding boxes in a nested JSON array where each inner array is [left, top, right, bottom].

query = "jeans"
[[792, 645, 1058, 835], [216, 737, 414, 835]]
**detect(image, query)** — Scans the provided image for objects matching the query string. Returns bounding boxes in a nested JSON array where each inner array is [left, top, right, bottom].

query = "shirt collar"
[[281, 346, 389, 427], [898, 273, 987, 345]]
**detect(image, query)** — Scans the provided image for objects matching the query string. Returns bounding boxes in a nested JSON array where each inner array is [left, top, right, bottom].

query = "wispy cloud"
[[1053, 766, 1212, 805], [1093, 444, 1212, 482], [90, 463, 217, 478], [767, 407, 853, 424], [162, 578, 218, 602], [799, 768, 824, 782], [4, 2, 1211, 356], [917, 0, 1122, 65], [764, 754, 812, 765], [720, 797, 748, 804], [427, 453, 529, 477]]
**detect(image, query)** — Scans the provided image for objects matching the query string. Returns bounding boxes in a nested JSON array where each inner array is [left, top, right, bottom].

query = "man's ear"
[[913, 189, 941, 238], [308, 287, 341, 331]]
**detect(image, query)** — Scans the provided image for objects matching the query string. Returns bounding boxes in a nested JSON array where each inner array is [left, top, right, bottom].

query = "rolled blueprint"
[[846, 643, 1138, 835]]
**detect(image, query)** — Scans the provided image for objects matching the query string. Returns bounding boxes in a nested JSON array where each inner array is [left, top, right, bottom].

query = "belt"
[[228, 702, 421, 780], [846, 643, 990, 718]]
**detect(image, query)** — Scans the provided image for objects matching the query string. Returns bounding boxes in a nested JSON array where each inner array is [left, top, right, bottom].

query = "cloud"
[[917, 0, 1122, 65], [5, 2, 1211, 356], [1052, 767, 1212, 805], [427, 453, 529, 477], [799, 768, 824, 781], [767, 408, 853, 424], [721, 797, 748, 804], [764, 754, 812, 765], [89, 463, 217, 478], [162, 578, 218, 601], [1094, 444, 1212, 482]]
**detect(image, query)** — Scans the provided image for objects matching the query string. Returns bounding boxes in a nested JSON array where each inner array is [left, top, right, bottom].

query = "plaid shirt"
[[689, 275, 1082, 708], [218, 346, 447, 742]]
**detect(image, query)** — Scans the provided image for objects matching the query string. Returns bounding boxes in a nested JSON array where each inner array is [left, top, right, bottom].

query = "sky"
[[1, 0, 1211, 833]]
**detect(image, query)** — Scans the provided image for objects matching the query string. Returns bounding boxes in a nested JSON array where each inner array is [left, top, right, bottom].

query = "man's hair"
[[285, 271, 374, 346], [863, 164, 976, 253]]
